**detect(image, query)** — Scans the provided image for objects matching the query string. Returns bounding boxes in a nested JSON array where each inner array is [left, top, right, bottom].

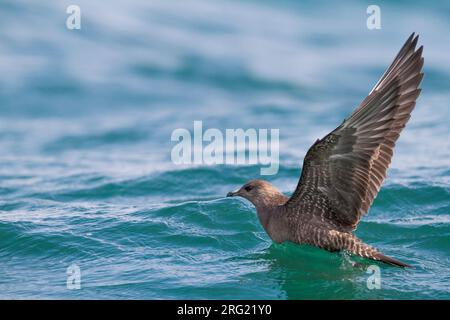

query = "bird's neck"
[[254, 193, 288, 229], [256, 201, 289, 244]]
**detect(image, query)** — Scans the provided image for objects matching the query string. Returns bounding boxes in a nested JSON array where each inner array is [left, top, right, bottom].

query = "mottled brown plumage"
[[227, 33, 424, 267]]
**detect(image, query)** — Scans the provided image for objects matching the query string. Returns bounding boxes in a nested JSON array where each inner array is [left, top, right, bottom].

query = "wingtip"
[[417, 45, 424, 61], [411, 34, 419, 48], [405, 32, 420, 50]]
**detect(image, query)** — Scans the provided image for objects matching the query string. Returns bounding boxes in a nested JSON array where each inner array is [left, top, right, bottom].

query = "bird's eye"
[[244, 185, 253, 192]]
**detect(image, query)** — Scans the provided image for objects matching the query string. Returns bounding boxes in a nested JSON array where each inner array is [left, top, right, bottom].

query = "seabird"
[[227, 33, 424, 267]]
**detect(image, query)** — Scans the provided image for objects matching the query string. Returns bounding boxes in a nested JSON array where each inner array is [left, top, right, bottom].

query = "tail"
[[345, 236, 412, 268], [371, 252, 412, 268]]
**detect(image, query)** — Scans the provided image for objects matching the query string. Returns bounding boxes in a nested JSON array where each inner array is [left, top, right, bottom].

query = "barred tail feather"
[[346, 236, 412, 268]]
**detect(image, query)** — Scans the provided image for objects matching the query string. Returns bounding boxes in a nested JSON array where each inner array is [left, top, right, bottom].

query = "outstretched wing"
[[285, 33, 424, 231]]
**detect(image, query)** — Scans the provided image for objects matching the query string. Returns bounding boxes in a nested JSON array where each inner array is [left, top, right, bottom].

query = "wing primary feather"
[[285, 34, 424, 231]]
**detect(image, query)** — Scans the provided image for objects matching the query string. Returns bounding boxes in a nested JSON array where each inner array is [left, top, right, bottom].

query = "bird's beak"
[[227, 190, 238, 197]]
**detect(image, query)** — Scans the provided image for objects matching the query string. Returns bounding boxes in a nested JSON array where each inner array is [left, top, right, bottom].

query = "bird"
[[227, 33, 424, 268]]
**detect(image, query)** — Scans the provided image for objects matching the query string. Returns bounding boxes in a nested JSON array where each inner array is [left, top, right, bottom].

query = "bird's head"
[[227, 179, 287, 209]]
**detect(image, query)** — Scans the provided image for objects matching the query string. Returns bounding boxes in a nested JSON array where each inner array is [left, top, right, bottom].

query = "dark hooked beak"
[[227, 191, 238, 197]]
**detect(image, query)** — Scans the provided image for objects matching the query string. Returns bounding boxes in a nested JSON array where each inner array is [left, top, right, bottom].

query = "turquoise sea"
[[0, 0, 449, 299]]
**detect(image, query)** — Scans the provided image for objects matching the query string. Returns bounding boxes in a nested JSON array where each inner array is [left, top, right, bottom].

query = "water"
[[1, 0, 449, 299]]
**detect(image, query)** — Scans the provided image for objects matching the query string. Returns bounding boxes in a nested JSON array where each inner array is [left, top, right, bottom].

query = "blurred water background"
[[0, 0, 449, 299]]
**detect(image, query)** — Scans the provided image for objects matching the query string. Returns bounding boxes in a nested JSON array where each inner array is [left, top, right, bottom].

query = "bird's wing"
[[285, 33, 424, 231]]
